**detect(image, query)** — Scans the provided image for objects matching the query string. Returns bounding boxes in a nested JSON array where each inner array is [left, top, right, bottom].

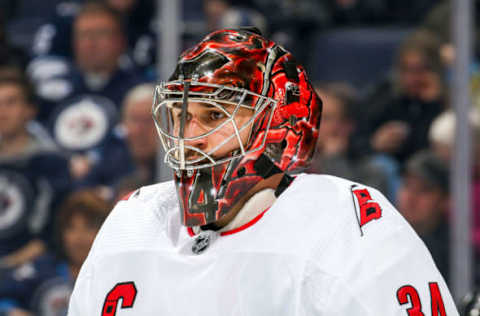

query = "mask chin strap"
[[253, 154, 293, 197]]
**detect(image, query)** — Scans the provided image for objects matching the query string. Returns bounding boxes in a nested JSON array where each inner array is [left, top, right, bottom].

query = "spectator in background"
[[0, 189, 111, 316], [419, 0, 454, 65], [429, 108, 480, 256], [356, 30, 447, 169], [29, 1, 146, 123], [32, 0, 156, 72], [0, 70, 71, 269], [396, 150, 450, 282], [459, 289, 480, 316], [71, 2, 144, 106], [120, 83, 165, 182], [420, 0, 480, 116], [421, 0, 480, 65], [308, 82, 390, 198], [76, 83, 170, 196]]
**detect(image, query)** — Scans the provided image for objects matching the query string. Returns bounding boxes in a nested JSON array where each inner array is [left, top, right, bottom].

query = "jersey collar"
[[187, 188, 276, 237], [187, 207, 270, 237]]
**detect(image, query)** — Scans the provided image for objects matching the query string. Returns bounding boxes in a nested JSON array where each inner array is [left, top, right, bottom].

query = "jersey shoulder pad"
[[88, 180, 177, 257], [294, 174, 410, 238], [117, 180, 175, 204]]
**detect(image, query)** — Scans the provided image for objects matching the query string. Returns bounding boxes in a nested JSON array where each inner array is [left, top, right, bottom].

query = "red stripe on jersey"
[[220, 208, 269, 236], [187, 208, 270, 237], [120, 190, 136, 201]]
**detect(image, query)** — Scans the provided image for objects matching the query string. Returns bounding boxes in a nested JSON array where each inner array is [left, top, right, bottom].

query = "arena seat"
[[309, 27, 412, 89]]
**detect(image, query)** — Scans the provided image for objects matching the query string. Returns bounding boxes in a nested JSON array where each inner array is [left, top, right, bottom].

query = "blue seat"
[[183, 0, 205, 21], [182, 0, 207, 38], [309, 27, 412, 88]]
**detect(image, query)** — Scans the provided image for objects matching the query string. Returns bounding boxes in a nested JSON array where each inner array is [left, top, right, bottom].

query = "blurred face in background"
[[397, 173, 448, 234], [204, 0, 229, 29], [432, 140, 480, 178], [398, 50, 441, 101], [431, 141, 451, 163], [74, 12, 125, 75], [315, 90, 353, 154], [318, 92, 351, 139], [0, 83, 34, 139], [62, 212, 99, 267], [123, 97, 159, 164]]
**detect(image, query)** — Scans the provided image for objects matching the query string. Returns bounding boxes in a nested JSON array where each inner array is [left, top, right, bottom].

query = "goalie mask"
[[152, 28, 322, 227]]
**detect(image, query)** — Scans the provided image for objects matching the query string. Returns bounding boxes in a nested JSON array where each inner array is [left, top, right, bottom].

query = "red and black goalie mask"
[[152, 28, 322, 227]]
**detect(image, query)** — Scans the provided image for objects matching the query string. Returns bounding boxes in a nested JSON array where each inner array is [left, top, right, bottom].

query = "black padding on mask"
[[170, 51, 229, 80], [236, 26, 263, 36], [274, 173, 293, 197], [283, 61, 299, 82], [285, 84, 300, 104], [253, 154, 293, 197], [254, 154, 282, 179]]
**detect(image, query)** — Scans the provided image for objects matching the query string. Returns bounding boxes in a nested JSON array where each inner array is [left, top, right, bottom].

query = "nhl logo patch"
[[192, 231, 217, 255]]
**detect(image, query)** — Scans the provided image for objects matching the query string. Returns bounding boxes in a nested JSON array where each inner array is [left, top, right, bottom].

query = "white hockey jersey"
[[68, 174, 459, 315]]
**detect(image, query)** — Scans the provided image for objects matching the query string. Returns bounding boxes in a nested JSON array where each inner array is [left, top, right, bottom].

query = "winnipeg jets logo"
[[0, 173, 29, 232], [53, 96, 116, 151]]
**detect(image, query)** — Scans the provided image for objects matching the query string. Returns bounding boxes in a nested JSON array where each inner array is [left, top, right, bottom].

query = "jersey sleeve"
[[66, 184, 168, 315], [67, 259, 94, 316], [301, 183, 459, 315], [67, 199, 118, 316]]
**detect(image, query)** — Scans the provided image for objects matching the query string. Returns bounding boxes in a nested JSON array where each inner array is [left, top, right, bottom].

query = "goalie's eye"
[[209, 111, 226, 121]]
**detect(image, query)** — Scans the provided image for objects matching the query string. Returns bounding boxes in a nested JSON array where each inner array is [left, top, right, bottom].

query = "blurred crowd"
[[0, 0, 478, 314]]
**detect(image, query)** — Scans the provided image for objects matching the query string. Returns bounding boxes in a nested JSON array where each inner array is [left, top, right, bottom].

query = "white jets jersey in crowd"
[[68, 174, 459, 315]]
